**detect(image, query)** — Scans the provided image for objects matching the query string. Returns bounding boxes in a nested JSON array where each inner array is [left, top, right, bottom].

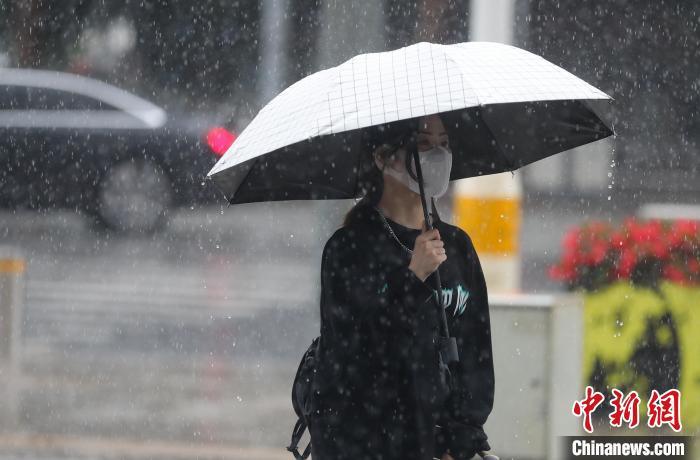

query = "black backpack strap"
[[286, 417, 312, 459]]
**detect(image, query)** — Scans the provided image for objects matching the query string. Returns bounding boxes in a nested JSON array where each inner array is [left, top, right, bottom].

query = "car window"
[[0, 85, 31, 109], [26, 87, 119, 110]]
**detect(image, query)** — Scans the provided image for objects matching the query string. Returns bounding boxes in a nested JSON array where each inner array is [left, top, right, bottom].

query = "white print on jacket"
[[378, 281, 469, 317], [440, 284, 469, 317]]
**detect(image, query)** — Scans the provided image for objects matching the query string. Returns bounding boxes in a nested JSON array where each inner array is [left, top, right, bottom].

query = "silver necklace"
[[373, 206, 414, 255]]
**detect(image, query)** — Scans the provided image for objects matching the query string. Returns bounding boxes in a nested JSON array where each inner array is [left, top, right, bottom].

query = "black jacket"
[[309, 203, 494, 460]]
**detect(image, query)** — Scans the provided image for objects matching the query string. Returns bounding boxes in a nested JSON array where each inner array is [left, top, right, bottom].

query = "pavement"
[[0, 433, 291, 459]]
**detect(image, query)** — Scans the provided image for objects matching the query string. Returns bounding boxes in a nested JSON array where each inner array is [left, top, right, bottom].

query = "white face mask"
[[384, 145, 453, 198]]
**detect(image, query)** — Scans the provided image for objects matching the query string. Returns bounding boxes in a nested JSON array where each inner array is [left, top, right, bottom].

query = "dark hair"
[[342, 118, 421, 227]]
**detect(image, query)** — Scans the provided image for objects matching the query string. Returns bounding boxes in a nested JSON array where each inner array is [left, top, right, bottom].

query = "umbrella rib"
[[338, 66, 345, 132], [429, 44, 440, 111], [443, 51, 455, 111], [391, 51, 400, 120], [480, 109, 517, 173], [417, 44, 426, 115], [443, 45, 480, 107], [227, 156, 260, 204], [326, 92, 333, 134], [352, 145, 362, 198], [352, 57, 360, 128], [404, 50, 414, 118], [375, 52, 387, 125]]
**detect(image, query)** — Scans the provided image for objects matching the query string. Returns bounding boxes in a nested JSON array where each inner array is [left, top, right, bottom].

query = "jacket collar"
[[355, 201, 442, 226]]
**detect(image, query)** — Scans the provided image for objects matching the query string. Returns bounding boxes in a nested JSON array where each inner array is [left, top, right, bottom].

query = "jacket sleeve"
[[384, 263, 440, 337], [317, 229, 440, 411], [437, 232, 495, 459]]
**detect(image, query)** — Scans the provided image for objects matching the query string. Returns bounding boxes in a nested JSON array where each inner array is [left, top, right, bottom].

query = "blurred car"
[[0, 68, 236, 232]]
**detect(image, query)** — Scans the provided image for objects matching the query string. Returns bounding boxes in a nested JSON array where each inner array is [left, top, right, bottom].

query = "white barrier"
[[637, 203, 700, 221], [485, 293, 584, 460], [0, 247, 25, 430]]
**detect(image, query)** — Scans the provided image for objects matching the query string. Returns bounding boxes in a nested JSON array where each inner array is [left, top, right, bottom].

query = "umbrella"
[[206, 41, 614, 365]]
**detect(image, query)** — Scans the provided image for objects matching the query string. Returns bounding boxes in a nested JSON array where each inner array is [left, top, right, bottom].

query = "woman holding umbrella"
[[207, 41, 613, 460], [308, 113, 496, 460]]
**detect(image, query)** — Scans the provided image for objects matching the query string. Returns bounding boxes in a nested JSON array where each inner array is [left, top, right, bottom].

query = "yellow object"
[[583, 281, 700, 432], [450, 174, 522, 293], [453, 196, 521, 254], [0, 259, 25, 274]]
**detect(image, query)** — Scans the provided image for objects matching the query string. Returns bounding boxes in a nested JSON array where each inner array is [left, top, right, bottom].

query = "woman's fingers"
[[409, 224, 447, 281], [417, 237, 443, 249], [417, 227, 440, 243]]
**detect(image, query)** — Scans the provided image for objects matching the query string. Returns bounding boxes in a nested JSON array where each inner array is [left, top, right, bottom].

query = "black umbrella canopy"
[[221, 98, 613, 205]]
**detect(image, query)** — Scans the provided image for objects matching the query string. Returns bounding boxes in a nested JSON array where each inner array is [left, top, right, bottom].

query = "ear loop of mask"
[[403, 136, 419, 183], [374, 121, 418, 176]]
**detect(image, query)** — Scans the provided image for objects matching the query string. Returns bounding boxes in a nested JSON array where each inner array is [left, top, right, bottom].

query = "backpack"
[[286, 335, 321, 460], [286, 336, 454, 459]]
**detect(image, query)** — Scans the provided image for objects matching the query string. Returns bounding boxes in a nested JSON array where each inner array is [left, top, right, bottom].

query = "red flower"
[[549, 216, 700, 289], [617, 249, 637, 278], [668, 220, 699, 249], [591, 241, 608, 265], [663, 265, 687, 284], [548, 264, 569, 281], [611, 231, 625, 249], [689, 258, 700, 274], [651, 239, 669, 259], [563, 227, 581, 252]]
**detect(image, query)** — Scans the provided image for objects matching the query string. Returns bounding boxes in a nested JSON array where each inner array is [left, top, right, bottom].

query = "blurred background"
[[0, 1, 698, 459]]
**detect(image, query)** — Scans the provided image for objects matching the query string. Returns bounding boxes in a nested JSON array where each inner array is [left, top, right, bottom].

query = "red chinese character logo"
[[609, 388, 641, 429], [647, 389, 682, 432], [573, 385, 605, 433]]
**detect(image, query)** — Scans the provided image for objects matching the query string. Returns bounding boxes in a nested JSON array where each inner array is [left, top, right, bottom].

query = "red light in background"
[[206, 127, 237, 157]]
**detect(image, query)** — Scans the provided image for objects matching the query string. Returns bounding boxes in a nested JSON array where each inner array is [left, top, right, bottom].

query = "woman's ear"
[[373, 151, 385, 171]]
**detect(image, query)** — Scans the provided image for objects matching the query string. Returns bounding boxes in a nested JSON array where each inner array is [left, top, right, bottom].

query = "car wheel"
[[96, 158, 173, 233]]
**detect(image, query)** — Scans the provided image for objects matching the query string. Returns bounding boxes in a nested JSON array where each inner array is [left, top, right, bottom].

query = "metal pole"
[[313, 0, 387, 245], [259, 0, 289, 106], [453, 0, 522, 294], [0, 248, 25, 429]]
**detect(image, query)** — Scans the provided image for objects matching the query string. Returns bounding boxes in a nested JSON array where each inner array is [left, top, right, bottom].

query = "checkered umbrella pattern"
[[207, 41, 614, 204]]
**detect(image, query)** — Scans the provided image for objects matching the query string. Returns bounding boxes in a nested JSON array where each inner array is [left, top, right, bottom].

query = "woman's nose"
[[418, 141, 437, 152]]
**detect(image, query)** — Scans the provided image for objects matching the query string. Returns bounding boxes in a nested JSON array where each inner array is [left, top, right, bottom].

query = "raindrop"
[[606, 141, 616, 201]]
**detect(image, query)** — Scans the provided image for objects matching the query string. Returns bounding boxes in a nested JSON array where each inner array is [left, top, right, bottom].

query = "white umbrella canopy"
[[207, 40, 613, 204]]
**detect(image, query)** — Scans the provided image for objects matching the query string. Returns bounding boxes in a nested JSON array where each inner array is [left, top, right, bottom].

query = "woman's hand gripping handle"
[[408, 221, 446, 282]]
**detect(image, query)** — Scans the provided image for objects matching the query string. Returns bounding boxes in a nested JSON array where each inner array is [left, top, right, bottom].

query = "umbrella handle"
[[411, 148, 459, 365]]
